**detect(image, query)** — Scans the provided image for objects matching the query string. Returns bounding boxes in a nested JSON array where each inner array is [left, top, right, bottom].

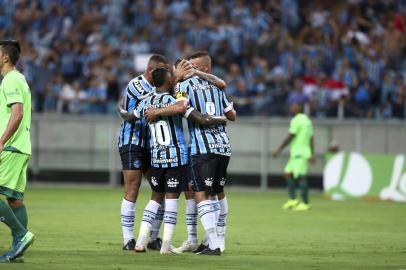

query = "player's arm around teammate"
[[118, 55, 170, 251], [144, 60, 228, 124]]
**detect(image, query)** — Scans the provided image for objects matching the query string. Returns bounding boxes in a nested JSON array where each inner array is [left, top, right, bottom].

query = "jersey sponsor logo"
[[203, 127, 222, 134], [6, 89, 20, 97], [167, 177, 179, 188], [190, 83, 205, 92], [152, 157, 178, 164], [209, 143, 230, 149], [133, 79, 145, 94], [142, 102, 171, 112]]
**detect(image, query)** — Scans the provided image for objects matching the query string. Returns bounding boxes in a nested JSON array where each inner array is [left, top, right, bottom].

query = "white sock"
[[150, 201, 165, 241], [163, 199, 179, 245], [137, 200, 160, 247], [211, 195, 220, 226], [197, 200, 219, 250], [121, 198, 135, 244], [218, 197, 228, 238], [186, 199, 197, 243], [202, 234, 209, 246]]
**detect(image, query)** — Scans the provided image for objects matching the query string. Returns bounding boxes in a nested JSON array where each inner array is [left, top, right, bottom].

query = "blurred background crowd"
[[0, 0, 405, 118]]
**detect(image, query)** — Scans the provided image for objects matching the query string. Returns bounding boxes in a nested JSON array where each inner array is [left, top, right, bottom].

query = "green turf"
[[1, 186, 405, 270]]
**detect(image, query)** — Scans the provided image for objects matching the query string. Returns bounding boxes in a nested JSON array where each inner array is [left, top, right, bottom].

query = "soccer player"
[[118, 54, 169, 250], [119, 67, 227, 254], [146, 57, 229, 254], [119, 58, 228, 252], [147, 51, 236, 255], [0, 40, 35, 262], [272, 103, 315, 211]]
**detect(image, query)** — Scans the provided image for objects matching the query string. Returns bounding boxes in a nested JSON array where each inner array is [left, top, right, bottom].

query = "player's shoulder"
[[3, 70, 22, 83], [300, 113, 312, 122], [294, 113, 312, 125], [128, 75, 144, 86], [180, 76, 199, 89], [1, 71, 25, 92], [164, 93, 176, 103], [147, 91, 159, 101], [128, 75, 151, 95]]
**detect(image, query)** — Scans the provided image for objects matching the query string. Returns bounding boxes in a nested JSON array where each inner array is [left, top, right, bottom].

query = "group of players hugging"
[[117, 51, 236, 256]]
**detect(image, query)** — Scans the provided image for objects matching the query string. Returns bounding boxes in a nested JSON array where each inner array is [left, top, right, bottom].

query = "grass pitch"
[[1, 185, 405, 270]]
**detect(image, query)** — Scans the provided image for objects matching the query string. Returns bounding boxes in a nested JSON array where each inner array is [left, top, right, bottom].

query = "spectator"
[[86, 77, 107, 114], [44, 74, 64, 112], [287, 78, 308, 107], [230, 79, 254, 116], [58, 81, 87, 114], [354, 80, 372, 117], [0, 0, 403, 119], [106, 73, 120, 115]]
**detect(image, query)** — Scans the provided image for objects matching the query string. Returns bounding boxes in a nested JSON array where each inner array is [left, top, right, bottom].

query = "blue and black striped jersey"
[[118, 75, 154, 150], [177, 76, 233, 157], [135, 92, 188, 168]]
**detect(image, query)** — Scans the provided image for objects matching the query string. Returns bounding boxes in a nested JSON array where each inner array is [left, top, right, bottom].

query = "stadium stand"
[[0, 0, 405, 118]]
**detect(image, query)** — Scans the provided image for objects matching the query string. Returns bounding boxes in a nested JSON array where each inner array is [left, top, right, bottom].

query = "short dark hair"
[[185, 51, 210, 60], [0, 40, 21, 65], [148, 54, 168, 65], [152, 67, 170, 87]]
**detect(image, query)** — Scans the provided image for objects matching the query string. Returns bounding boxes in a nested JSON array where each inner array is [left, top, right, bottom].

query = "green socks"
[[0, 199, 27, 239], [299, 178, 309, 204], [12, 205, 28, 229], [287, 178, 296, 200]]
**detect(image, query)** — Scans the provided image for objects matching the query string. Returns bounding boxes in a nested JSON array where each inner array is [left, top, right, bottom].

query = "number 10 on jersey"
[[149, 121, 171, 146]]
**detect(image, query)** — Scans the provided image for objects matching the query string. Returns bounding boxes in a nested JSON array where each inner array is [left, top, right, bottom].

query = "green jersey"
[[288, 113, 313, 159], [0, 70, 32, 155]]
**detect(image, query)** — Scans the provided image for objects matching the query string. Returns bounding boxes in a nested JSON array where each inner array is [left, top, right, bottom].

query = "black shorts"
[[119, 145, 151, 171], [189, 154, 230, 193], [151, 165, 188, 194]]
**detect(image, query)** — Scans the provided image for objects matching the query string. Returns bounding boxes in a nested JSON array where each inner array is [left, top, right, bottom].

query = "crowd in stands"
[[1, 0, 405, 119]]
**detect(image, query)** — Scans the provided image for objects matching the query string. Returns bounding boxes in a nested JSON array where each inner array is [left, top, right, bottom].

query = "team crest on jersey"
[[167, 177, 179, 188], [151, 176, 158, 187], [205, 177, 214, 187], [133, 159, 141, 168]]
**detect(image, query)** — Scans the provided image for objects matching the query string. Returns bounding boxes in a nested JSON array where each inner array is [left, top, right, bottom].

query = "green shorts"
[[0, 150, 30, 200], [284, 155, 308, 179]]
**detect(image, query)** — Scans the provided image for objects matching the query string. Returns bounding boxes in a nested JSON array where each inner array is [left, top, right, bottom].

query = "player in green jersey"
[[273, 103, 315, 211], [0, 40, 35, 262]]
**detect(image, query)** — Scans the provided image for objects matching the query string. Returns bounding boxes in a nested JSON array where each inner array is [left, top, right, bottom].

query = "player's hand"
[[183, 68, 195, 80], [118, 104, 127, 114], [174, 60, 193, 82], [178, 59, 193, 70], [145, 107, 159, 123]]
